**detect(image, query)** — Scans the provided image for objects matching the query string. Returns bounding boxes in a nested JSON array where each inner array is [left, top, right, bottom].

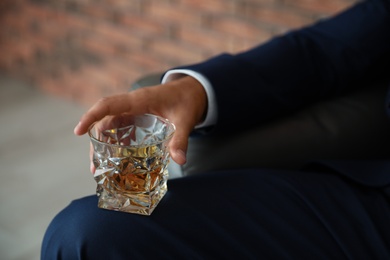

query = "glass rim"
[[87, 113, 176, 148]]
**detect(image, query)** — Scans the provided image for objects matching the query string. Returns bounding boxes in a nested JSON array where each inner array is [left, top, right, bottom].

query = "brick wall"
[[0, 0, 357, 105]]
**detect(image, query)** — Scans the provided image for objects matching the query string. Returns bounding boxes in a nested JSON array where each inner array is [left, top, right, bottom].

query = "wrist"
[[162, 70, 217, 128], [169, 76, 208, 126]]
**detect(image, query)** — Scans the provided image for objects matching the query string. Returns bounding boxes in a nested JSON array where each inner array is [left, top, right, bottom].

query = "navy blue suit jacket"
[[179, 0, 390, 188]]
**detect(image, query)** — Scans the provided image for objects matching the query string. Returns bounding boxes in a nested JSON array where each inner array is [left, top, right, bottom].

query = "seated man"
[[42, 0, 390, 258]]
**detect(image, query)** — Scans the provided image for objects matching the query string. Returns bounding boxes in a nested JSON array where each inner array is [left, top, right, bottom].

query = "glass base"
[[96, 182, 168, 216]]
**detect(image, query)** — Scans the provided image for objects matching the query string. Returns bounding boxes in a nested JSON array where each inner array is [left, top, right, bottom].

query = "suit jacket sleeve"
[[174, 0, 390, 134]]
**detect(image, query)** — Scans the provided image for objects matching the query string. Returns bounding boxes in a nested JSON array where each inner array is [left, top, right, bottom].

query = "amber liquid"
[[93, 149, 169, 215], [107, 159, 163, 194]]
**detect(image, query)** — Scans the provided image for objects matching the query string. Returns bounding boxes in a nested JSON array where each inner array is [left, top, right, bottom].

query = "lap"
[[41, 169, 390, 259]]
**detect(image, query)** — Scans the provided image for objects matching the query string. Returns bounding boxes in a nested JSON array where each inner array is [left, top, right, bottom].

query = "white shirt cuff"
[[161, 69, 217, 129]]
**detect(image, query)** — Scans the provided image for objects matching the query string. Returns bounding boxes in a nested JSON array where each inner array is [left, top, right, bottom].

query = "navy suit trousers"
[[41, 168, 390, 259]]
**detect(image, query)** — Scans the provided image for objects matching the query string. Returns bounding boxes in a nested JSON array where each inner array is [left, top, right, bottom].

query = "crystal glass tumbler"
[[88, 114, 175, 215]]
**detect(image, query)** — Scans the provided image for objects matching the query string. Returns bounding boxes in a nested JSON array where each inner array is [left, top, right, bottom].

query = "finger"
[[89, 143, 95, 174], [168, 122, 194, 165], [169, 137, 188, 165], [74, 91, 150, 135]]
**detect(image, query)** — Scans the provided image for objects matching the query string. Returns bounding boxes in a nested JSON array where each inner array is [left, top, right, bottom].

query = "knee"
[[41, 195, 160, 259], [41, 196, 107, 259]]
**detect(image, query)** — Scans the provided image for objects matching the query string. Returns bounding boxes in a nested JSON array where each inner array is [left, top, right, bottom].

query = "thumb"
[[168, 126, 191, 165]]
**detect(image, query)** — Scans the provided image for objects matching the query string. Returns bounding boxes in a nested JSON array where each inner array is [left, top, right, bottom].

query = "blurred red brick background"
[[0, 0, 356, 106]]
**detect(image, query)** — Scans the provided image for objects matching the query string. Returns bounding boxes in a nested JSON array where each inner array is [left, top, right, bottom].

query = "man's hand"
[[74, 76, 208, 172]]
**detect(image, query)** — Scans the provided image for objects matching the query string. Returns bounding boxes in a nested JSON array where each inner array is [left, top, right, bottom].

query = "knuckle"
[[97, 96, 111, 104], [136, 87, 153, 99]]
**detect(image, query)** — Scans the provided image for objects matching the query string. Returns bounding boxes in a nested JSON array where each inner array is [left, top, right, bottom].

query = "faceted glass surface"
[[88, 114, 175, 215]]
